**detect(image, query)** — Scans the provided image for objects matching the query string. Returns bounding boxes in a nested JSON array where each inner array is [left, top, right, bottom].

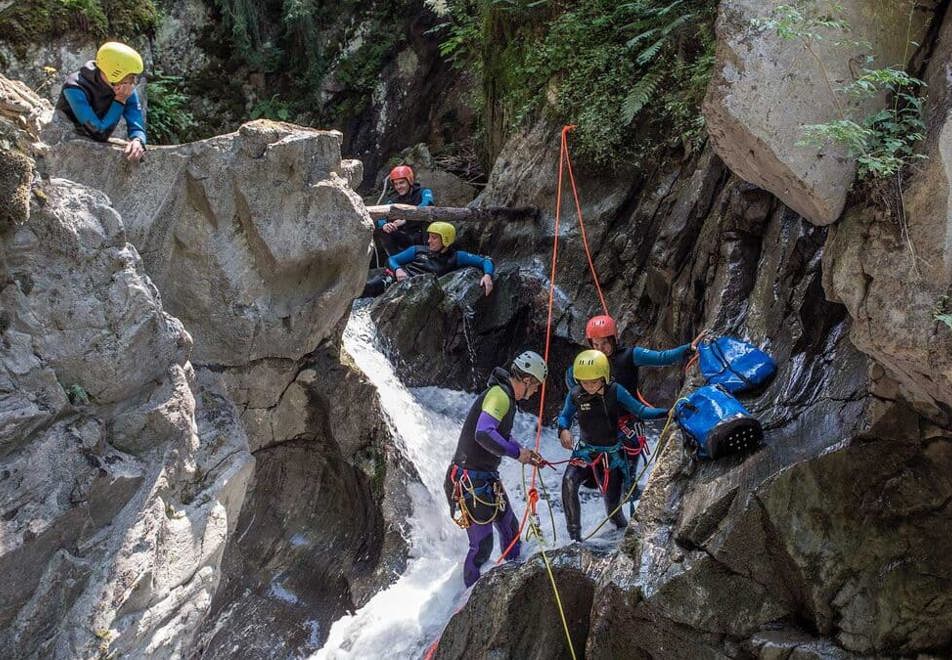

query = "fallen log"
[[366, 204, 540, 224]]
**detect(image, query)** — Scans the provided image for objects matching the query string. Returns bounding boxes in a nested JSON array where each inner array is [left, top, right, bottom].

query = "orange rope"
[[496, 125, 574, 562], [562, 125, 609, 316]]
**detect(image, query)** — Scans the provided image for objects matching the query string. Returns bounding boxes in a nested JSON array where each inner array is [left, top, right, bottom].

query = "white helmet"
[[512, 351, 548, 384]]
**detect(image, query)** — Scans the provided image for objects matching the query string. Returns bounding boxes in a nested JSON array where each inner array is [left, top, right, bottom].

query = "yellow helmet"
[[426, 221, 456, 247], [95, 42, 144, 84], [573, 349, 610, 382]]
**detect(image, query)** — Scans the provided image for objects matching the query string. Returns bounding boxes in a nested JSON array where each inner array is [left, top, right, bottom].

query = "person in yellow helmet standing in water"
[[556, 349, 669, 542], [54, 42, 147, 162], [359, 221, 494, 298]]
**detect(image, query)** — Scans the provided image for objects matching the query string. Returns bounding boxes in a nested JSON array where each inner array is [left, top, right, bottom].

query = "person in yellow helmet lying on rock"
[[360, 221, 495, 298], [556, 349, 668, 542], [54, 42, 146, 162]]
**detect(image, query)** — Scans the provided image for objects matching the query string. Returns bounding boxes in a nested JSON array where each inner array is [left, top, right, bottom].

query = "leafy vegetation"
[[206, 0, 410, 127], [250, 94, 293, 121], [757, 0, 927, 181], [935, 297, 952, 330], [432, 0, 718, 168], [145, 74, 198, 144]]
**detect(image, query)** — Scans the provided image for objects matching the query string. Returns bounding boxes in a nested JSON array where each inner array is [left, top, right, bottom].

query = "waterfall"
[[316, 305, 648, 658]]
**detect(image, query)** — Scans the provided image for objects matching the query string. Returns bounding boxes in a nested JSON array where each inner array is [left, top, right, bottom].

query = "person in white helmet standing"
[[443, 351, 548, 587]]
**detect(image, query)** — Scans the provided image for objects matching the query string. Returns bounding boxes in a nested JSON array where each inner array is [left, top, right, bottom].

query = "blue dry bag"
[[697, 336, 776, 394], [674, 385, 763, 460]]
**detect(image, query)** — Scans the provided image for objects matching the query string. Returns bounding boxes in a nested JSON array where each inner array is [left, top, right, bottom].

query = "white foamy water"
[[315, 306, 654, 659]]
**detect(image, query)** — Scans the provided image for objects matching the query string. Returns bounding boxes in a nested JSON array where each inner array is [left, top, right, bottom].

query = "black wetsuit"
[[375, 183, 434, 255]]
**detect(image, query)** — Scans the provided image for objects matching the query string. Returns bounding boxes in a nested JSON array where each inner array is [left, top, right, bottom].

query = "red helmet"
[[585, 315, 617, 339], [389, 165, 414, 185]]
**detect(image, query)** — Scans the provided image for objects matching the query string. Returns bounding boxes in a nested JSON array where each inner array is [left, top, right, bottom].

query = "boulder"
[[0, 177, 253, 658], [369, 266, 576, 401], [43, 119, 372, 365], [432, 545, 610, 660], [1, 74, 410, 658], [704, 0, 933, 225]]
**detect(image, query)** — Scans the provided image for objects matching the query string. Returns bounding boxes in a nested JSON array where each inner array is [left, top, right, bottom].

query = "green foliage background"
[[435, 0, 718, 168]]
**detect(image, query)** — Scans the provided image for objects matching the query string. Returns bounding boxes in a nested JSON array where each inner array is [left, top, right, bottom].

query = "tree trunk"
[[366, 205, 540, 223]]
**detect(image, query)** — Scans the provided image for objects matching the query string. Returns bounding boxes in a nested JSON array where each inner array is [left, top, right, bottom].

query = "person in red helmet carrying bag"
[[563, 314, 694, 504], [375, 165, 435, 255], [571, 315, 694, 396]]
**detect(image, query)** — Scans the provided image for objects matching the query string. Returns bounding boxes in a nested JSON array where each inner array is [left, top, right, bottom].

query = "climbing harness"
[[449, 465, 506, 529]]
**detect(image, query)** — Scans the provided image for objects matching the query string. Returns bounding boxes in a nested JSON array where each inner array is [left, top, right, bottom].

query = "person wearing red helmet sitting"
[[375, 164, 435, 255]]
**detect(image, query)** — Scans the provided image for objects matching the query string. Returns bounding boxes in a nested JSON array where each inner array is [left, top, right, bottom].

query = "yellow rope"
[[455, 475, 505, 526], [527, 517, 578, 660]]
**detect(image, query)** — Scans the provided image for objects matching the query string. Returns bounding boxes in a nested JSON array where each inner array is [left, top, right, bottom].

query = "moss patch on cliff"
[[0, 0, 158, 58], [0, 150, 34, 227]]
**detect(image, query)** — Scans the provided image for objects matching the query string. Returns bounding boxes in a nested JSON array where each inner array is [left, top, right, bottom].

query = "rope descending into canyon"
[[494, 126, 704, 658], [494, 124, 578, 660]]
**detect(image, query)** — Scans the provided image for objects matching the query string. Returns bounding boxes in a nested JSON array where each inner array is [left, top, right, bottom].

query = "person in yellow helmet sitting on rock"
[[54, 42, 147, 162], [360, 221, 495, 298], [556, 349, 668, 542]]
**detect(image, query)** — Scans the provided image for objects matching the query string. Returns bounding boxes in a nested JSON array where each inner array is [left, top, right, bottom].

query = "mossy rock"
[[0, 0, 158, 58], [0, 149, 34, 227]]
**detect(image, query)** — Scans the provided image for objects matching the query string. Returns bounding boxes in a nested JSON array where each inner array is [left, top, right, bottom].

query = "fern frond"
[[636, 38, 665, 66], [660, 12, 696, 36], [622, 69, 663, 124], [626, 27, 660, 49]]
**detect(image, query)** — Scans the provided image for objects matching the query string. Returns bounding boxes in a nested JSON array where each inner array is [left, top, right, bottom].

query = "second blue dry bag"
[[674, 384, 763, 460]]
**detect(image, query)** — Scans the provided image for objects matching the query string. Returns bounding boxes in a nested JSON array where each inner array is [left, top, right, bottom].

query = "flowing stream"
[[315, 306, 651, 658]]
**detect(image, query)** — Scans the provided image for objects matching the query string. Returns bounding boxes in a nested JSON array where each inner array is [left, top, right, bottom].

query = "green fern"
[[622, 3, 706, 128], [622, 69, 662, 123]]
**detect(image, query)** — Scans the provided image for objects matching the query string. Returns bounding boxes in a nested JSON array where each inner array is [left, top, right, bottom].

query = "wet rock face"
[[368, 266, 578, 414], [704, 0, 934, 226], [427, 110, 952, 654], [191, 343, 415, 657], [370, 124, 733, 412], [434, 546, 610, 660]]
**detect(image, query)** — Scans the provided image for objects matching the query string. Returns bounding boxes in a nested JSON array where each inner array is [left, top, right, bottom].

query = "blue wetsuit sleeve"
[[632, 344, 692, 367], [564, 366, 576, 390], [455, 251, 494, 275], [123, 90, 146, 144], [616, 384, 668, 419], [557, 393, 577, 431], [419, 188, 434, 207], [375, 217, 387, 229], [475, 412, 521, 459], [63, 87, 124, 140], [387, 246, 417, 271]]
